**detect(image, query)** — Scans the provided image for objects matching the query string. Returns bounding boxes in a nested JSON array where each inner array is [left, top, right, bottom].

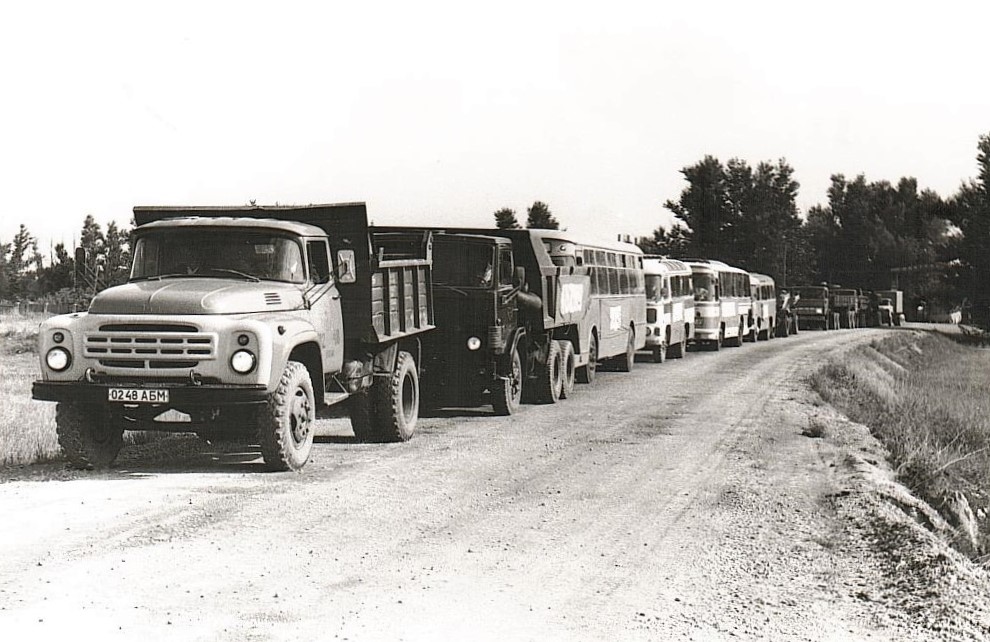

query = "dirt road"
[[0, 328, 983, 640]]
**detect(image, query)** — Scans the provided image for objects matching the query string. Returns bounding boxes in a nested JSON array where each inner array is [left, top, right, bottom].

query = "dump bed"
[[133, 203, 434, 345]]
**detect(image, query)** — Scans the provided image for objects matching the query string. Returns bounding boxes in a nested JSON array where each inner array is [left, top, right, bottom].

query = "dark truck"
[[383, 227, 599, 415], [791, 285, 840, 330], [33, 203, 434, 471], [829, 287, 860, 328]]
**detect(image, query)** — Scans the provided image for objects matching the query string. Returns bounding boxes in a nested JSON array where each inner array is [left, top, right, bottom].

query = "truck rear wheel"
[[374, 350, 419, 442], [56, 403, 123, 469], [536, 340, 563, 403], [492, 346, 523, 416], [575, 334, 597, 384], [348, 392, 380, 441], [257, 360, 315, 472], [558, 340, 576, 399]]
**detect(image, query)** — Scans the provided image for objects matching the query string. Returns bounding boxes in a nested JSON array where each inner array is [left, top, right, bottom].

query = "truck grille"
[[84, 325, 218, 369]]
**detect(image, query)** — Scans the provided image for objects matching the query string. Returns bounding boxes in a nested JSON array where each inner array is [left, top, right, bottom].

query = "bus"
[[568, 237, 648, 376], [748, 272, 777, 341], [685, 259, 752, 350], [643, 257, 694, 362]]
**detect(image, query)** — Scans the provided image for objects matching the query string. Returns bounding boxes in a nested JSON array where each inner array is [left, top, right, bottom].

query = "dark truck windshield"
[[433, 242, 494, 288], [131, 230, 306, 283]]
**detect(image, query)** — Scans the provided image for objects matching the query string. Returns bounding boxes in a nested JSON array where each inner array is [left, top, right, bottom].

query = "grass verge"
[[810, 330, 990, 559]]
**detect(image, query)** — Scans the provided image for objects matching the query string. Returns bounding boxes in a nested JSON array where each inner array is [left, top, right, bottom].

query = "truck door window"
[[307, 240, 332, 284], [498, 248, 514, 286]]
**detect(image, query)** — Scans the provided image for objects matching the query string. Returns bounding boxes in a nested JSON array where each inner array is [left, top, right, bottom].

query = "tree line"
[[3, 134, 989, 322]]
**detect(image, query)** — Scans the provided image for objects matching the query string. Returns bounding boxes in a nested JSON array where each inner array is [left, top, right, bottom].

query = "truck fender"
[[499, 328, 527, 376]]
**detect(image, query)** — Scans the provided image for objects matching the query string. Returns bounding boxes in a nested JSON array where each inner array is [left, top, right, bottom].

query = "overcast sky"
[[2, 0, 988, 253]]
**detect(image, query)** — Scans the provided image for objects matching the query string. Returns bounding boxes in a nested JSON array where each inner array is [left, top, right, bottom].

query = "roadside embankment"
[[812, 329, 990, 557]]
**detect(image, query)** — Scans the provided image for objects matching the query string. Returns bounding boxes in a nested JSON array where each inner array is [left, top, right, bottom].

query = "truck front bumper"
[[32, 381, 269, 406]]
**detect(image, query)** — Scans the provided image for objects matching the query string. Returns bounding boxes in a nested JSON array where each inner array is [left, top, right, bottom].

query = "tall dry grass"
[[811, 331, 990, 557], [0, 315, 60, 466]]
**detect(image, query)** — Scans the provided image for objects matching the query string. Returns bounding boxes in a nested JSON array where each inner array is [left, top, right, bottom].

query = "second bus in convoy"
[[748, 273, 777, 341], [643, 257, 694, 362]]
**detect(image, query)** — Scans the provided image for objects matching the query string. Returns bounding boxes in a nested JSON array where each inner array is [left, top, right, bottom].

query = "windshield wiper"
[[200, 268, 261, 282]]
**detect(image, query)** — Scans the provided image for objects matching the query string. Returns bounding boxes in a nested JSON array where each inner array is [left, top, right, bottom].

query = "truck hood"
[[88, 279, 305, 315]]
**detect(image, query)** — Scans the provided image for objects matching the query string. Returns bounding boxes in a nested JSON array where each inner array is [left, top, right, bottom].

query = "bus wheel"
[[652, 342, 666, 363], [728, 322, 744, 348], [536, 340, 563, 403], [492, 346, 523, 415], [669, 340, 684, 359], [616, 328, 636, 372], [576, 334, 598, 384], [557, 340, 576, 399], [712, 330, 723, 351]]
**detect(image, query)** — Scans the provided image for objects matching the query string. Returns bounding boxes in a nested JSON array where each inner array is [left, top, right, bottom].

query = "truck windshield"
[[792, 287, 827, 300], [693, 273, 716, 302], [432, 243, 494, 288], [131, 230, 305, 283]]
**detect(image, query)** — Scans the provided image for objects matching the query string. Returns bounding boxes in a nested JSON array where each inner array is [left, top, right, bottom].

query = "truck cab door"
[[497, 246, 518, 334], [305, 240, 344, 374]]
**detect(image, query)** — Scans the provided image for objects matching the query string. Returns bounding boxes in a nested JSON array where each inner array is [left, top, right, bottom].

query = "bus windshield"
[[131, 230, 305, 283], [433, 243, 494, 288], [694, 273, 716, 302], [645, 275, 663, 302]]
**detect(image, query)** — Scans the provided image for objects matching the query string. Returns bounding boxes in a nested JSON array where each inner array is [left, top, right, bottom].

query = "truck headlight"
[[466, 336, 482, 351], [46, 347, 71, 372], [230, 350, 257, 374]]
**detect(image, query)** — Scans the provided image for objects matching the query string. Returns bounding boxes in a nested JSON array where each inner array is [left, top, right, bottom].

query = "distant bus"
[[685, 259, 752, 350], [643, 257, 694, 362], [570, 238, 648, 376], [748, 273, 777, 341]]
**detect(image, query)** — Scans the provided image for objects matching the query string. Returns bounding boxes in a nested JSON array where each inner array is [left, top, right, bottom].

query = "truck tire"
[[374, 350, 419, 442], [257, 360, 315, 472], [558, 340, 576, 399], [536, 340, 563, 403], [56, 403, 123, 469], [492, 346, 523, 416], [575, 333, 597, 384], [615, 328, 636, 372]]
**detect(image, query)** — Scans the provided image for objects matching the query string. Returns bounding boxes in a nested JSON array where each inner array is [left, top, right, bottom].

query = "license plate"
[[108, 388, 170, 403]]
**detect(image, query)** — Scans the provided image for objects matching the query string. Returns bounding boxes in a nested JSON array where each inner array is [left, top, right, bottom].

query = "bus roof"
[[749, 272, 776, 286], [643, 257, 691, 276], [682, 258, 748, 275]]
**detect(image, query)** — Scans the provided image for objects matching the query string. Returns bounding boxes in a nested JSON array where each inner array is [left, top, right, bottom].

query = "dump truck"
[[829, 287, 860, 329], [791, 285, 840, 330], [32, 203, 435, 471], [876, 289, 904, 326]]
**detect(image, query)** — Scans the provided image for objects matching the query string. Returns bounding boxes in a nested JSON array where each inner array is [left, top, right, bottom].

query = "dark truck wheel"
[[56, 403, 123, 469], [558, 340, 576, 399], [492, 346, 523, 416], [257, 360, 315, 471], [575, 333, 597, 384], [348, 391, 379, 441], [374, 350, 419, 442], [536, 340, 563, 403]]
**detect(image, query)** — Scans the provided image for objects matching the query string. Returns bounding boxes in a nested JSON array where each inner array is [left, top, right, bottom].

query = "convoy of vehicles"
[[30, 202, 903, 471]]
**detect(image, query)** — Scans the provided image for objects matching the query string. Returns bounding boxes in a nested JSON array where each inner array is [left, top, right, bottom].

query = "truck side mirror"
[[336, 249, 357, 284], [514, 266, 525, 288]]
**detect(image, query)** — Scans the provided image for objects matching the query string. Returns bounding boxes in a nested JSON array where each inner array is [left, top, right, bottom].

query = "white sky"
[[2, 0, 988, 253]]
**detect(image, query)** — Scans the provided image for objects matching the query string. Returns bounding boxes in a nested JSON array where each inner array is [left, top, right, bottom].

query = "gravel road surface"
[[2, 327, 988, 641]]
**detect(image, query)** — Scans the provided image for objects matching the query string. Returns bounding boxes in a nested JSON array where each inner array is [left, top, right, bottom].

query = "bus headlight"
[[46, 347, 71, 372], [815, 308, 823, 314], [466, 336, 482, 351], [230, 350, 257, 374]]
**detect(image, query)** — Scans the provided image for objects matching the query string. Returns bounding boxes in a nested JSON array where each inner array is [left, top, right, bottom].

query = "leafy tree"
[[664, 155, 728, 258], [0, 239, 10, 299], [949, 133, 990, 322], [36, 243, 75, 293], [525, 201, 559, 230], [104, 220, 131, 285], [494, 207, 521, 230], [637, 224, 691, 257], [7, 225, 41, 298]]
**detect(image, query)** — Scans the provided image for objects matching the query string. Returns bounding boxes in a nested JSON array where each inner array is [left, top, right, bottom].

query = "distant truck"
[[791, 285, 840, 330], [829, 287, 860, 329], [876, 290, 904, 326], [32, 203, 435, 471]]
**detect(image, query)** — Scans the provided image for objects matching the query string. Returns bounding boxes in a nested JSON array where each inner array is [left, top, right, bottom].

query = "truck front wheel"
[[375, 350, 419, 442], [257, 361, 315, 471], [56, 403, 123, 469], [492, 346, 523, 415]]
